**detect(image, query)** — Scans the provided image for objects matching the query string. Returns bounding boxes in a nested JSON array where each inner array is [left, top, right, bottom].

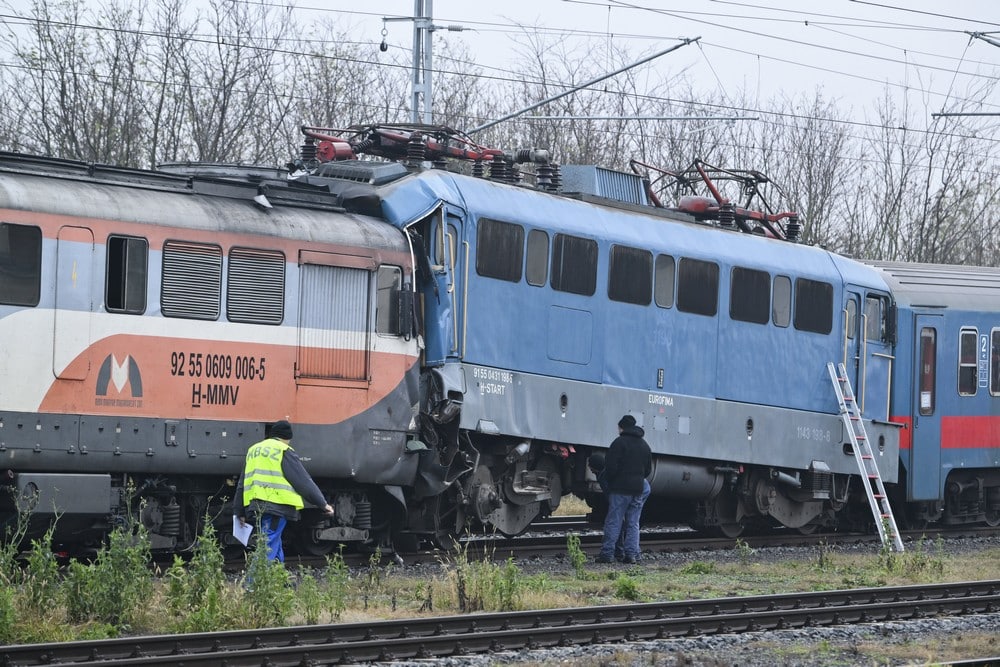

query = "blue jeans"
[[260, 513, 287, 562], [599, 480, 650, 560]]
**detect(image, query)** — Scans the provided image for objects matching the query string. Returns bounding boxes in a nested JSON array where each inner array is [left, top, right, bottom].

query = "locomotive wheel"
[[716, 519, 745, 539], [712, 489, 745, 538], [985, 509, 1000, 528], [796, 521, 821, 535]]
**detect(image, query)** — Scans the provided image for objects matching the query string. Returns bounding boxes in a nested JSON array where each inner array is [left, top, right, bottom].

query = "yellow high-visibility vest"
[[242, 438, 304, 510]]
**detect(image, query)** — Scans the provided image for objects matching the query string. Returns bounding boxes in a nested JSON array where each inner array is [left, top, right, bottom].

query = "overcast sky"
[[2, 0, 997, 125], [330, 0, 1000, 122]]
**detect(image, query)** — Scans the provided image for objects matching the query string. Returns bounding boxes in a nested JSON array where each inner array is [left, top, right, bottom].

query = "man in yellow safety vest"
[[234, 420, 334, 562]]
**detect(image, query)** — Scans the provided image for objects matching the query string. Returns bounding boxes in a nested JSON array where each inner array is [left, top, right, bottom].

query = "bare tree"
[[5, 0, 94, 158], [177, 0, 295, 163], [144, 0, 195, 167]]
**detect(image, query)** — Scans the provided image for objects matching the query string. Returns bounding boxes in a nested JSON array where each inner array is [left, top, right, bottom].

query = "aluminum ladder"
[[827, 362, 904, 553]]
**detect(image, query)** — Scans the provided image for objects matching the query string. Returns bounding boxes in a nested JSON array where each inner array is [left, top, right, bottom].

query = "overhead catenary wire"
[[467, 38, 701, 134], [1, 2, 999, 172]]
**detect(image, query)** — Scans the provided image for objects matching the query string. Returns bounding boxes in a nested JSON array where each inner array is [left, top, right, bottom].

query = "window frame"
[[654, 254, 675, 309], [607, 244, 653, 306], [525, 229, 549, 287], [676, 257, 719, 317], [375, 264, 403, 336], [772, 275, 791, 328], [475, 218, 524, 283], [551, 233, 598, 296], [729, 266, 771, 325], [958, 327, 978, 397], [0, 222, 42, 307], [792, 277, 833, 335], [919, 327, 936, 416], [991, 328, 1000, 397]]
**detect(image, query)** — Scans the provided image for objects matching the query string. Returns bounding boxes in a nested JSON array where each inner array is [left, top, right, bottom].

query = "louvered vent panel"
[[227, 247, 285, 325], [161, 241, 222, 320], [298, 264, 369, 380]]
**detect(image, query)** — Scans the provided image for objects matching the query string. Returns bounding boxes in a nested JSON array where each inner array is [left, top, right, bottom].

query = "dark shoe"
[[622, 556, 637, 564], [614, 553, 626, 563], [594, 555, 615, 564]]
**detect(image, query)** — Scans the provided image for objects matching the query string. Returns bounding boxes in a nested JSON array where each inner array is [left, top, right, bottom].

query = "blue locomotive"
[[0, 124, 996, 556]]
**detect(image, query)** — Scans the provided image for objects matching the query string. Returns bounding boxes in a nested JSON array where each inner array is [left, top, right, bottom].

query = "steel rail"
[[2, 581, 997, 666]]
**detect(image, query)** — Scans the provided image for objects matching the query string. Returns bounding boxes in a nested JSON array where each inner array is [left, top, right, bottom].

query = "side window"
[[865, 295, 887, 341], [676, 258, 719, 316], [476, 218, 523, 282], [919, 327, 936, 415], [992, 329, 1000, 397], [608, 244, 652, 306], [551, 233, 597, 296], [959, 327, 978, 396], [845, 299, 857, 340], [772, 275, 791, 327], [730, 266, 770, 324], [227, 247, 284, 325], [654, 254, 675, 308], [793, 278, 833, 334], [526, 229, 548, 287], [375, 265, 402, 335], [0, 222, 42, 306], [430, 218, 458, 272], [161, 240, 222, 320], [106, 235, 148, 314]]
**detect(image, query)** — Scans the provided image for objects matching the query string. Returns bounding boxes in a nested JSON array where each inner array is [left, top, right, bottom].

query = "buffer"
[[827, 362, 904, 552]]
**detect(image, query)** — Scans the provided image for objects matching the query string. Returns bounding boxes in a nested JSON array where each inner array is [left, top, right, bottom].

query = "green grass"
[[1, 509, 998, 658]]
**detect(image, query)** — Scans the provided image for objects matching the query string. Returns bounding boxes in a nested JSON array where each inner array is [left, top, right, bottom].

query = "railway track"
[[225, 523, 1000, 570], [2, 581, 997, 666]]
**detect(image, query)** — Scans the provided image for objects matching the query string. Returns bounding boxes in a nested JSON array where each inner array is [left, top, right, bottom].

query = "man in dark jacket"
[[234, 420, 334, 562], [596, 414, 652, 564]]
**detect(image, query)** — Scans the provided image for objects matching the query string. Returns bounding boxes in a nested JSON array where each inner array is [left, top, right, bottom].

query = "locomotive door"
[[415, 208, 465, 365], [910, 315, 942, 500], [844, 287, 893, 420], [843, 290, 863, 398], [54, 226, 95, 380]]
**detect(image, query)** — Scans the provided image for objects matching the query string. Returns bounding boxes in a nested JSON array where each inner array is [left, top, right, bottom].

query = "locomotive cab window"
[[959, 327, 978, 396], [106, 235, 147, 314], [551, 233, 597, 296], [608, 244, 652, 305], [730, 266, 770, 324], [654, 254, 675, 308], [375, 265, 403, 335], [430, 217, 458, 273], [0, 222, 42, 306], [793, 278, 833, 334], [865, 295, 888, 342], [161, 240, 222, 320], [227, 247, 284, 325], [844, 299, 857, 339], [525, 229, 549, 287], [476, 218, 523, 283], [676, 258, 719, 316]]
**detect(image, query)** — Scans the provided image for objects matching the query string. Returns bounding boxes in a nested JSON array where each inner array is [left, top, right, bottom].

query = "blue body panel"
[[382, 171, 893, 419]]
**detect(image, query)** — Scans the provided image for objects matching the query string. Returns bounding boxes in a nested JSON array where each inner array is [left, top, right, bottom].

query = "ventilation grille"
[[161, 241, 222, 320], [560, 165, 649, 206]]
